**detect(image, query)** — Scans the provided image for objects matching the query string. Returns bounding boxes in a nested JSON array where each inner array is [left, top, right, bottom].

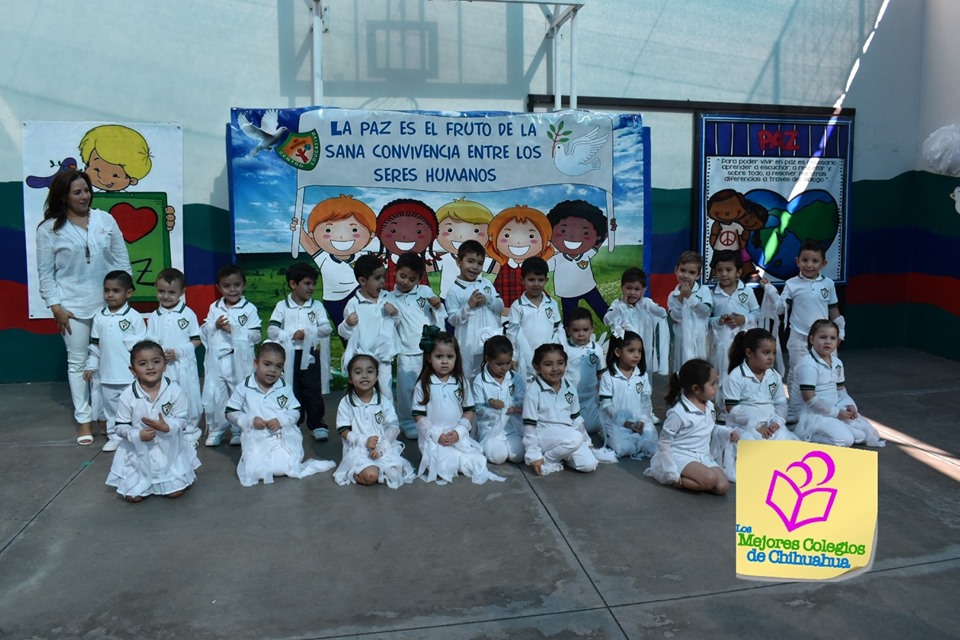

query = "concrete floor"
[[1, 347, 958, 639]]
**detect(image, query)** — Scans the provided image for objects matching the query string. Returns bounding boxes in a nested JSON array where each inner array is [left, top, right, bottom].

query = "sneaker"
[[205, 433, 223, 447], [403, 425, 419, 440], [312, 427, 329, 442], [101, 439, 120, 453], [229, 433, 242, 446]]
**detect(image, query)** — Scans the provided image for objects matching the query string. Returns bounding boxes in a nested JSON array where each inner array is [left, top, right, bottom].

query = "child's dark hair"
[[807, 319, 840, 346], [286, 262, 318, 285], [546, 200, 608, 247], [521, 256, 548, 278], [354, 254, 384, 281], [563, 306, 592, 328], [216, 264, 245, 283], [256, 341, 286, 361], [532, 343, 567, 367], [457, 239, 486, 261], [104, 270, 134, 290], [676, 251, 703, 268], [665, 358, 715, 406], [621, 267, 647, 287], [483, 335, 514, 361], [416, 327, 465, 405], [156, 267, 186, 288], [345, 353, 381, 396], [799, 239, 827, 260], [607, 330, 646, 375], [728, 328, 776, 373], [710, 249, 742, 270], [130, 340, 164, 364], [396, 251, 427, 277]]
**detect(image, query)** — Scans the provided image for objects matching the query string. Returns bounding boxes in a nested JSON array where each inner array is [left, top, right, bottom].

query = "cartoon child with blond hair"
[[486, 205, 555, 310], [435, 197, 496, 301], [294, 194, 378, 326]]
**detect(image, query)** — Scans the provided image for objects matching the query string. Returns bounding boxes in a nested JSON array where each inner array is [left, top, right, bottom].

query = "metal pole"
[[553, 6, 560, 110], [569, 7, 577, 109], [312, 0, 324, 105]]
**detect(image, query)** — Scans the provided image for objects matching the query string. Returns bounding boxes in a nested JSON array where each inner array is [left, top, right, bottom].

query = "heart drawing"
[[743, 189, 839, 280], [109, 202, 158, 244]]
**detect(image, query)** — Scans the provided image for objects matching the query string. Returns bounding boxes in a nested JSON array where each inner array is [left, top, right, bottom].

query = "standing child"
[[472, 335, 526, 464], [506, 257, 562, 381], [267, 262, 333, 442], [413, 327, 504, 485], [644, 359, 738, 494], [668, 252, 713, 372], [562, 308, 605, 434], [146, 268, 202, 445], [773, 240, 845, 422], [226, 342, 335, 487], [712, 328, 798, 482], [334, 354, 416, 488], [201, 264, 261, 447], [338, 254, 399, 402], [794, 319, 884, 448], [523, 343, 599, 476], [444, 240, 505, 380], [598, 330, 658, 459], [105, 340, 201, 502], [384, 252, 447, 439], [84, 270, 147, 452], [603, 268, 670, 375]]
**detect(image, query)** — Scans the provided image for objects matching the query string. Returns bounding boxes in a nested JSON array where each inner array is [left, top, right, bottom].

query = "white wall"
[[0, 0, 937, 206], [917, 0, 960, 169]]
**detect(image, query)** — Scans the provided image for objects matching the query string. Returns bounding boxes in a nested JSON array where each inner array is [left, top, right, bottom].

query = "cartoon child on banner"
[[738, 199, 768, 279], [376, 199, 438, 291], [546, 199, 610, 319], [435, 197, 496, 301], [486, 205, 554, 310], [707, 189, 748, 275], [294, 194, 377, 327]]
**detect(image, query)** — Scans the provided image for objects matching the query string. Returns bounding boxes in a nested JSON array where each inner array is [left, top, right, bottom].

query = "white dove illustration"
[[553, 126, 609, 176], [238, 109, 289, 156]]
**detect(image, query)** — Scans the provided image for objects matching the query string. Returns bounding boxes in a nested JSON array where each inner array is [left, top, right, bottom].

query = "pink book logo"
[[765, 450, 838, 532]]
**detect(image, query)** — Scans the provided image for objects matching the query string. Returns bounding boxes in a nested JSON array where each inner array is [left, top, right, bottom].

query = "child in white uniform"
[[603, 268, 670, 375], [413, 327, 504, 485], [338, 254, 399, 403], [84, 271, 147, 452], [713, 328, 798, 482], [226, 342, 335, 487], [105, 340, 201, 502], [334, 354, 416, 488], [384, 252, 447, 439], [267, 262, 333, 442], [598, 330, 658, 459], [146, 268, 202, 444], [645, 359, 738, 494], [708, 251, 760, 387], [668, 252, 713, 372], [523, 343, 599, 476], [507, 257, 562, 381], [562, 308, 606, 434], [444, 240, 505, 380], [794, 319, 884, 448], [472, 336, 525, 464], [201, 265, 262, 447]]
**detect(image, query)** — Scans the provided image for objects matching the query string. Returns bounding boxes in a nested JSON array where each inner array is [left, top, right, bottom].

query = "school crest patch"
[[238, 314, 248, 326], [375, 410, 384, 424], [589, 353, 599, 364], [636, 381, 644, 393], [178, 318, 189, 330], [835, 364, 843, 376], [161, 402, 173, 415], [307, 311, 316, 323], [417, 297, 426, 308], [118, 319, 131, 331], [277, 395, 288, 408], [821, 288, 829, 299], [769, 382, 778, 396], [509, 384, 515, 395], [577, 260, 589, 269], [739, 292, 749, 303], [546, 307, 554, 319], [454, 388, 464, 402], [565, 391, 574, 404]]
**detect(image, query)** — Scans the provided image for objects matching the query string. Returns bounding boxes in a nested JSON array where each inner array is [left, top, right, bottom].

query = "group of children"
[[86, 237, 883, 502]]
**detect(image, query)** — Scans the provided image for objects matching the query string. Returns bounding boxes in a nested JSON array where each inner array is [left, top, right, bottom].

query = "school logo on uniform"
[[238, 314, 248, 326], [769, 382, 778, 396], [483, 285, 493, 296], [277, 395, 288, 408], [546, 307, 554, 319], [821, 288, 829, 299], [118, 319, 131, 331], [178, 318, 189, 330], [636, 381, 644, 394], [417, 297, 426, 308], [577, 260, 589, 269], [307, 311, 316, 323], [565, 391, 574, 404], [375, 410, 384, 424], [589, 353, 598, 365], [835, 364, 843, 376], [739, 292, 749, 303], [508, 384, 515, 395], [161, 401, 173, 415], [454, 388, 464, 402]]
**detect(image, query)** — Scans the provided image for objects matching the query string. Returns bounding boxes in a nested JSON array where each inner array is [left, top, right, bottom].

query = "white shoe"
[[205, 433, 223, 447], [101, 439, 120, 453], [229, 433, 242, 446], [312, 427, 329, 442], [403, 425, 418, 440]]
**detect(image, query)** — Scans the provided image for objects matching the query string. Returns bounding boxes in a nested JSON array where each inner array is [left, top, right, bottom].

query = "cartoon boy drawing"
[[294, 194, 377, 327], [435, 197, 496, 301], [546, 199, 609, 319]]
